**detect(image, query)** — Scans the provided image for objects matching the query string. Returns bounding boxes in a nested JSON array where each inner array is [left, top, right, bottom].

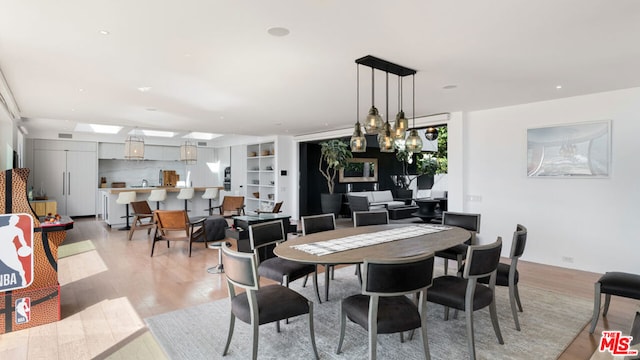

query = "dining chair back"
[[427, 237, 504, 360], [128, 200, 154, 240], [249, 220, 320, 303], [151, 210, 205, 257], [353, 210, 389, 227], [221, 246, 320, 360], [337, 253, 435, 360], [301, 213, 336, 235], [346, 195, 370, 214]]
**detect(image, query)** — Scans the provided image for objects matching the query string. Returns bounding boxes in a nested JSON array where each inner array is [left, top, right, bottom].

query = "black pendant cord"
[[356, 64, 359, 125], [371, 67, 375, 108], [385, 72, 389, 125], [412, 74, 416, 129]]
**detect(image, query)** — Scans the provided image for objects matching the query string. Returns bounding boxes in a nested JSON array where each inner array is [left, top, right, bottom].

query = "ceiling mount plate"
[[355, 55, 416, 77]]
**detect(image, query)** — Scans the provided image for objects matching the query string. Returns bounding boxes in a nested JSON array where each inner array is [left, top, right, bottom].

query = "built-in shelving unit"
[[246, 142, 276, 213]]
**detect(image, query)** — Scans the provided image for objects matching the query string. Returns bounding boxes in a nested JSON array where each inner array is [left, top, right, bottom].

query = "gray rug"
[[145, 267, 593, 360]]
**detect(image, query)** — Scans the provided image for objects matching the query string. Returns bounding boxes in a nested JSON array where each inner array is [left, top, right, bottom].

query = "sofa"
[[346, 190, 406, 210]]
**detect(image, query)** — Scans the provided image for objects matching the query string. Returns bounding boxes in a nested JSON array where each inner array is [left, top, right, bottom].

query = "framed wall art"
[[527, 120, 611, 178]]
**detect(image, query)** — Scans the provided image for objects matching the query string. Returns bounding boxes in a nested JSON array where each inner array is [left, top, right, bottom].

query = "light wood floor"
[[1, 217, 637, 359]]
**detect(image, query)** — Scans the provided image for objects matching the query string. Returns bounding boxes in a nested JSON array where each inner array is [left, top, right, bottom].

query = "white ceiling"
[[2, 0, 640, 141]]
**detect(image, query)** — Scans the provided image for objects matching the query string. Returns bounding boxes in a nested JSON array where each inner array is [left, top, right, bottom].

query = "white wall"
[[0, 106, 15, 170], [462, 87, 640, 274]]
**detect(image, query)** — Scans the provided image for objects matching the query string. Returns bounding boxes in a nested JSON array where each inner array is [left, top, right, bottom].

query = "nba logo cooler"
[[0, 213, 34, 292]]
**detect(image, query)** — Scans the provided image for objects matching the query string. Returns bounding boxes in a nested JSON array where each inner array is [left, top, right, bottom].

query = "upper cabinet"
[[98, 142, 180, 161]]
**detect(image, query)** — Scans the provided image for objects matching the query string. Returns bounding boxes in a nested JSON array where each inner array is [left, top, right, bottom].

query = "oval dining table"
[[274, 224, 471, 301]]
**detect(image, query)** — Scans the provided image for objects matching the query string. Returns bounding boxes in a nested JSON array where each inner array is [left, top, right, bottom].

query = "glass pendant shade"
[[350, 123, 367, 152], [124, 135, 144, 160], [393, 110, 408, 140], [180, 140, 198, 164], [364, 106, 383, 134], [425, 126, 439, 141], [378, 122, 394, 152], [405, 129, 423, 153]]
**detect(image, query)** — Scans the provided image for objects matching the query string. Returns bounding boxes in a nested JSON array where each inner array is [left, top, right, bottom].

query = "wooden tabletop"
[[274, 224, 470, 265]]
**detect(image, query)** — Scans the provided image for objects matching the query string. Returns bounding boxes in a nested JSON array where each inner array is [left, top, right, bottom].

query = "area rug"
[[145, 267, 593, 360], [58, 239, 95, 258]]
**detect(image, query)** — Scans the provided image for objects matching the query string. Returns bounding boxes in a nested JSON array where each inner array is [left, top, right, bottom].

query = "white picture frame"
[[527, 120, 611, 178]]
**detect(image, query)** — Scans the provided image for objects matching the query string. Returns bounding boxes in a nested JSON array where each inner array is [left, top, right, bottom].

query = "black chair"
[[353, 210, 389, 227], [589, 271, 640, 334], [221, 246, 320, 360], [337, 253, 435, 360], [434, 211, 481, 275], [301, 213, 336, 301], [482, 224, 527, 331], [347, 194, 371, 215], [427, 238, 504, 360], [249, 220, 321, 303]]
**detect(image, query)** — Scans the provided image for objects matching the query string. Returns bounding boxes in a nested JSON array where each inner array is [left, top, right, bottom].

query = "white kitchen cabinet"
[[32, 140, 97, 216], [162, 146, 181, 161], [98, 142, 124, 159]]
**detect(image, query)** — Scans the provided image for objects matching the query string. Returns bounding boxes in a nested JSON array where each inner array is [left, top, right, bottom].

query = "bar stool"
[[202, 188, 219, 215], [147, 189, 167, 210], [115, 191, 137, 231], [177, 188, 195, 212]]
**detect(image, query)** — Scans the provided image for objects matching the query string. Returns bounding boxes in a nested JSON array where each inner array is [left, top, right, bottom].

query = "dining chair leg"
[[324, 264, 331, 302], [308, 302, 320, 360], [489, 297, 504, 344], [465, 308, 476, 360], [368, 297, 379, 360], [312, 267, 321, 304], [514, 283, 523, 312], [302, 274, 309, 287], [336, 302, 347, 354], [251, 320, 259, 360], [222, 313, 236, 356], [590, 282, 602, 333], [509, 283, 521, 331], [603, 293, 612, 316]]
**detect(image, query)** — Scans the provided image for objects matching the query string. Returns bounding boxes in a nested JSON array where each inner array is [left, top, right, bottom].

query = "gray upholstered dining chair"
[[337, 253, 435, 360], [301, 213, 337, 301], [221, 246, 320, 360], [249, 220, 321, 304], [434, 211, 481, 274], [427, 237, 504, 360], [347, 194, 371, 215]]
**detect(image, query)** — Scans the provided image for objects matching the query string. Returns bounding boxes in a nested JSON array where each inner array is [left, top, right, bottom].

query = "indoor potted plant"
[[318, 139, 352, 215]]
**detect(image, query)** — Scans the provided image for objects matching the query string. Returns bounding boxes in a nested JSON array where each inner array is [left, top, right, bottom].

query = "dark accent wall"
[[299, 137, 423, 217]]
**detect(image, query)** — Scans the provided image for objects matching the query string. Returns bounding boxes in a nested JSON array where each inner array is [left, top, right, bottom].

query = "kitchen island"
[[99, 186, 224, 227]]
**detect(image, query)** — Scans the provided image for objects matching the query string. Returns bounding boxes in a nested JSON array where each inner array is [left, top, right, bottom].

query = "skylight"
[[183, 132, 223, 140], [131, 129, 176, 138], [74, 123, 123, 134]]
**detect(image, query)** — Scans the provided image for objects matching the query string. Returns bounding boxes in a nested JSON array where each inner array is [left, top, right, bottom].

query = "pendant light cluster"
[[351, 55, 420, 153]]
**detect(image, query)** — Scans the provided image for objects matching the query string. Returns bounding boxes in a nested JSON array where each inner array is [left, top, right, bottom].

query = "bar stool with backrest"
[[147, 188, 167, 210], [177, 188, 195, 212], [202, 188, 219, 215], [115, 191, 137, 231]]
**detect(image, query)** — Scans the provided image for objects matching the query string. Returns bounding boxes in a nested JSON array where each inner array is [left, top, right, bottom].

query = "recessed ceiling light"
[[267, 27, 290, 37], [137, 86, 152, 92], [442, 85, 458, 90], [99, 30, 110, 35], [75, 123, 122, 134], [556, 85, 563, 89], [79, 88, 84, 92], [146, 108, 157, 112]]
